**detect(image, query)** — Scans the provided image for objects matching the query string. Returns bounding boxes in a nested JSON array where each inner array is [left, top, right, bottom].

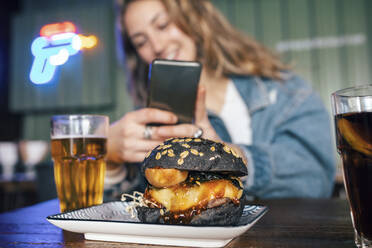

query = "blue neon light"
[[29, 32, 81, 85]]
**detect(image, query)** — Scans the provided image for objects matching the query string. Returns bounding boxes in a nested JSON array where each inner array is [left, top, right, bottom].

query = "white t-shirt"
[[219, 81, 254, 188], [220, 81, 252, 145]]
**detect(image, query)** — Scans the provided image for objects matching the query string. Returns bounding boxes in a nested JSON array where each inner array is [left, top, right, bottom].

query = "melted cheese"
[[146, 179, 243, 212]]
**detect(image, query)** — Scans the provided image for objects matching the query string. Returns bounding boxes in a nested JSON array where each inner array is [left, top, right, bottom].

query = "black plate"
[[47, 201, 267, 227]]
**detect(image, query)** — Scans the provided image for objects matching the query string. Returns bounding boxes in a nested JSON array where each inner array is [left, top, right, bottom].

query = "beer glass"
[[51, 115, 109, 212], [331, 85, 372, 248]]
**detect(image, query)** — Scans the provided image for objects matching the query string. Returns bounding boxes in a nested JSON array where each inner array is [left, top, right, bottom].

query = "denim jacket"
[[210, 73, 336, 198]]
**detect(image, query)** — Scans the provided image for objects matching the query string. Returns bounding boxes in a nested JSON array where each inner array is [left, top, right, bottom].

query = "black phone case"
[[147, 59, 202, 124]]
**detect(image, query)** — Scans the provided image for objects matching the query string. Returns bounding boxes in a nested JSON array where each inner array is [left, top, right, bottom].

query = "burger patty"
[[144, 177, 243, 212]]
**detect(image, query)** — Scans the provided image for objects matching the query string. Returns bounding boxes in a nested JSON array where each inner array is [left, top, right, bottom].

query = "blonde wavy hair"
[[119, 0, 288, 106]]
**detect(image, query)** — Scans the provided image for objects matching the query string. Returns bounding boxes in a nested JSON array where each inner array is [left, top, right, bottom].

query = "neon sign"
[[29, 22, 98, 85]]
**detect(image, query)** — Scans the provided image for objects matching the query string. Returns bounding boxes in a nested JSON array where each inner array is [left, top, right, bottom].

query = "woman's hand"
[[107, 86, 245, 165], [107, 108, 177, 164]]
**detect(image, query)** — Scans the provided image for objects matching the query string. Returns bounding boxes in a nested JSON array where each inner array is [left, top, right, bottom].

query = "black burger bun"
[[136, 196, 246, 226], [143, 137, 247, 177]]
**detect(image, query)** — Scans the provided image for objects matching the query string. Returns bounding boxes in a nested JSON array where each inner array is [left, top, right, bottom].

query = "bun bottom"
[[136, 196, 246, 226]]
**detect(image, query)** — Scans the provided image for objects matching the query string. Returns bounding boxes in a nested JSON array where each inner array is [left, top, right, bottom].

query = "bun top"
[[142, 137, 248, 177]]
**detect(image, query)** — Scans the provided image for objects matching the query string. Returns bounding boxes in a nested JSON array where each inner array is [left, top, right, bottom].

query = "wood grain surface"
[[0, 198, 355, 248]]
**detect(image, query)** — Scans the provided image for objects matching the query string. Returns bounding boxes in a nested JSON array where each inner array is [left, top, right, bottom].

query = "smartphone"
[[147, 59, 202, 124]]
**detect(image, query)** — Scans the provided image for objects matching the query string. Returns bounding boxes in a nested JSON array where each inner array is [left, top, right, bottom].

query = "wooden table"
[[0, 198, 355, 248]]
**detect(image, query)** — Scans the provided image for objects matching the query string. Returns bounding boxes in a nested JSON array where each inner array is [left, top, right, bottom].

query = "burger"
[[136, 137, 248, 225]]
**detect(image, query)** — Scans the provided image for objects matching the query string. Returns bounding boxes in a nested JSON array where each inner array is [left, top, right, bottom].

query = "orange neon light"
[[40, 22, 76, 37], [78, 34, 98, 49]]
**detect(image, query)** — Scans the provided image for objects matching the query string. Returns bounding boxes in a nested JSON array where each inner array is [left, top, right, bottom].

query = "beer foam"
[[51, 135, 107, 139]]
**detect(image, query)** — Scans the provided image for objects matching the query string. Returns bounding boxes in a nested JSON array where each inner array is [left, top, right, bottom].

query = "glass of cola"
[[332, 85, 372, 248]]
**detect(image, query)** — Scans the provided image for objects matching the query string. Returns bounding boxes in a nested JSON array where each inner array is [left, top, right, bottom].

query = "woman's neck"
[[199, 70, 230, 114]]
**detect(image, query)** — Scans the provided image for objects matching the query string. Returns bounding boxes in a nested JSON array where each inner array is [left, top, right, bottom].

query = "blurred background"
[[1, 0, 369, 212]]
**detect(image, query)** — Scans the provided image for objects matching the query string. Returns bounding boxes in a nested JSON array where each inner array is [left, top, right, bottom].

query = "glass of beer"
[[51, 115, 109, 212], [331, 85, 372, 248]]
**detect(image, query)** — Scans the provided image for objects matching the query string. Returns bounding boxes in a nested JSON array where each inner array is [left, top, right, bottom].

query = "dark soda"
[[335, 112, 372, 240]]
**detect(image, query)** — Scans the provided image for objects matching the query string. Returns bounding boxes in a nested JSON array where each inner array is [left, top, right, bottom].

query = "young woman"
[[104, 0, 336, 200]]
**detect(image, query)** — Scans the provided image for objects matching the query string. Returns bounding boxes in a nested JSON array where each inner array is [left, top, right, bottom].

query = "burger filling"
[[144, 170, 244, 213]]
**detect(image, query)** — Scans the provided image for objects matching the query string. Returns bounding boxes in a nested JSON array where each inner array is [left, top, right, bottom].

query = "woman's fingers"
[[124, 137, 161, 152], [122, 151, 152, 163], [110, 136, 162, 163], [107, 109, 173, 163], [155, 124, 200, 139], [112, 108, 177, 141], [129, 108, 178, 125], [122, 139, 161, 162]]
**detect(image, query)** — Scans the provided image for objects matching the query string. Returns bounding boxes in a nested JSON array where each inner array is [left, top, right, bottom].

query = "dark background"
[[0, 1, 21, 141], [1, 0, 371, 141]]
